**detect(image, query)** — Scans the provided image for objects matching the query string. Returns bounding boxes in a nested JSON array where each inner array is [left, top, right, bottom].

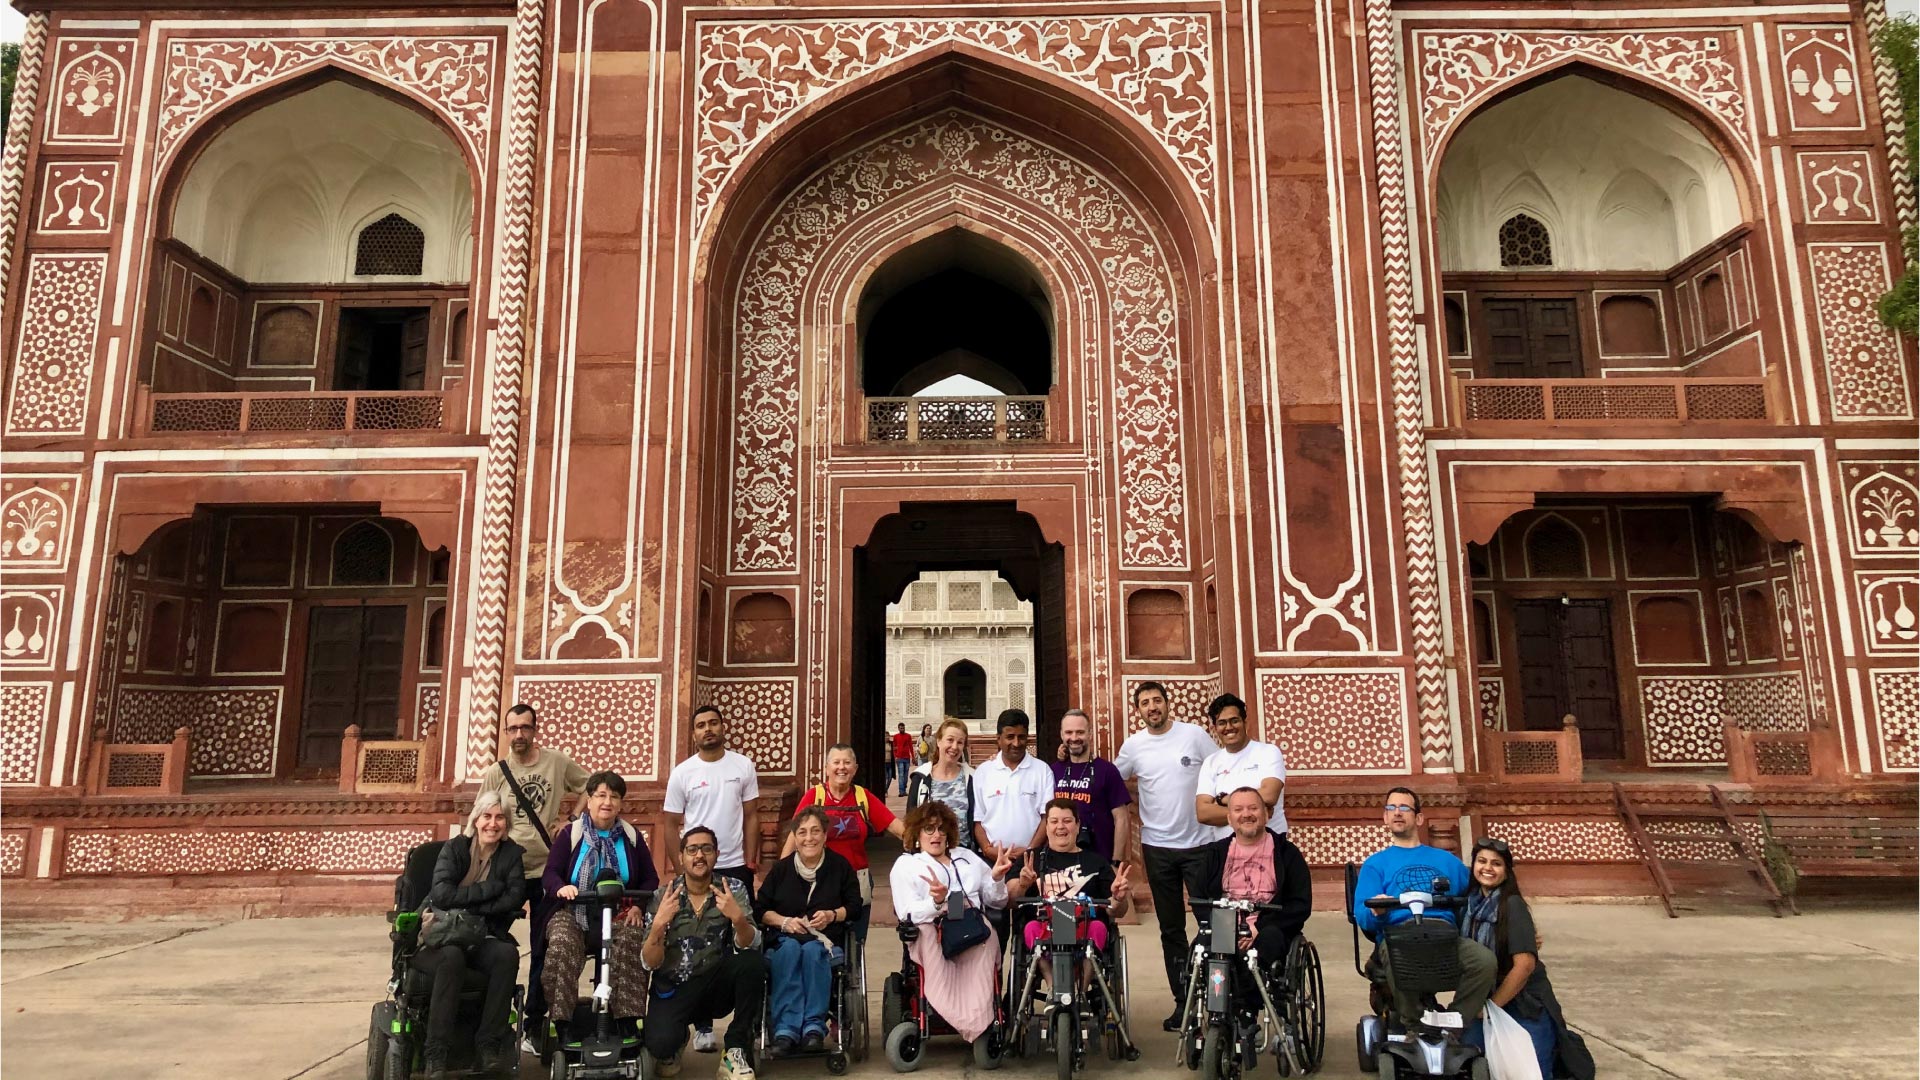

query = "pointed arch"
[[1523, 514, 1590, 578]]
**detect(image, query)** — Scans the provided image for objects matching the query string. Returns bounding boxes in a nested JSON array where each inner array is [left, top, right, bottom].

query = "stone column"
[[0, 13, 51, 316], [465, 0, 547, 778], [1361, 0, 1452, 769]]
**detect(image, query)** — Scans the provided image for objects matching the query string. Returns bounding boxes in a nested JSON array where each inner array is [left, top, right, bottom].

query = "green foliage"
[[1877, 17, 1917, 335], [1, 43, 18, 137], [1758, 812, 1800, 898]]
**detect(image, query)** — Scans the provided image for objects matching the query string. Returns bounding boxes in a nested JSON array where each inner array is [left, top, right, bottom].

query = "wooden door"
[[1510, 598, 1623, 759], [1480, 298, 1583, 379], [299, 604, 407, 771], [1561, 600, 1623, 758], [335, 312, 373, 390], [399, 311, 430, 390]]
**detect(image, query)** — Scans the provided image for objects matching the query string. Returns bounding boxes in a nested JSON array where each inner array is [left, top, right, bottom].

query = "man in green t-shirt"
[[477, 702, 587, 1046]]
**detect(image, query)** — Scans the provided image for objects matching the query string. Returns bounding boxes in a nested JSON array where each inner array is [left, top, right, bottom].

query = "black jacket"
[[429, 834, 527, 941], [1194, 828, 1313, 943], [756, 849, 864, 947]]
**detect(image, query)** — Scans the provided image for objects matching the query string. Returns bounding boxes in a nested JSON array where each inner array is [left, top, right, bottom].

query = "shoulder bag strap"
[[497, 760, 555, 849]]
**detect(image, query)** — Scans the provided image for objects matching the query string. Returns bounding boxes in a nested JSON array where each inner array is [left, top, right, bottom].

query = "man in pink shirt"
[[1196, 787, 1312, 981]]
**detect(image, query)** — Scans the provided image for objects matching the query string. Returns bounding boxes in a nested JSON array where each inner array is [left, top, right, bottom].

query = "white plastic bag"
[[1481, 1001, 1545, 1080]]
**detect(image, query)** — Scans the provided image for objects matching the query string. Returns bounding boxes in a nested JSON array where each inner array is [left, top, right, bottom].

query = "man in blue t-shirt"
[[1352, 786, 1496, 1029]]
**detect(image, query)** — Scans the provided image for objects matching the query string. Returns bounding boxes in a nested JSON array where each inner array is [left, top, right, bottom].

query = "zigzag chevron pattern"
[[465, 0, 548, 781], [0, 14, 50, 317], [1865, 0, 1917, 239], [1363, 0, 1452, 769]]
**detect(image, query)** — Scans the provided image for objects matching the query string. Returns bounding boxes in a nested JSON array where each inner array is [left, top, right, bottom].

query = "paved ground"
[[2, 899, 1913, 1080]]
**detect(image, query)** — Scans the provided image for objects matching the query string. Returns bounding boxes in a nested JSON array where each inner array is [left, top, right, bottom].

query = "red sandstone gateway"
[[0, 1, 1913, 915]]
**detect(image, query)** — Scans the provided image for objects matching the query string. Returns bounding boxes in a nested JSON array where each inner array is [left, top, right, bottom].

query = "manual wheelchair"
[[1174, 897, 1326, 1080], [1004, 895, 1140, 1079], [754, 918, 868, 1074], [367, 840, 526, 1080], [878, 918, 1007, 1072], [1343, 864, 1488, 1080]]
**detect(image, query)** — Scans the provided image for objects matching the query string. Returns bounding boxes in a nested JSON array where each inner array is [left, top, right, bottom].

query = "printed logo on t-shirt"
[[1180, 755, 1198, 767], [516, 773, 555, 821]]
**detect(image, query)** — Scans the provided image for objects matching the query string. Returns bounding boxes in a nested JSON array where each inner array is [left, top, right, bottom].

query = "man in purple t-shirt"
[[1047, 708, 1133, 864]]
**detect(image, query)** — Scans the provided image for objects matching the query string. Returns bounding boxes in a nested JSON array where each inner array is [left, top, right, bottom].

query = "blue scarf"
[[1464, 887, 1502, 953], [570, 815, 628, 928]]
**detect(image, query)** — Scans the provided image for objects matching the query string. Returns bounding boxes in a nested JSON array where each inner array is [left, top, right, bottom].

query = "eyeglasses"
[[1383, 803, 1417, 813], [682, 844, 717, 856]]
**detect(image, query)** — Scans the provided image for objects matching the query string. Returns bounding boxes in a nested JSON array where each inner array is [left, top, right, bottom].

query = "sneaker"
[[655, 1053, 682, 1078], [694, 1026, 719, 1053], [719, 1047, 756, 1080], [801, 1031, 825, 1053], [519, 1035, 539, 1057]]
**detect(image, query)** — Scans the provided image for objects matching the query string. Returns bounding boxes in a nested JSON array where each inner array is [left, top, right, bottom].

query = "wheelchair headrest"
[[398, 840, 447, 911]]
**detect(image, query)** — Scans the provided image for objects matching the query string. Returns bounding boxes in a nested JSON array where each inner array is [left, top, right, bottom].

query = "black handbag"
[[419, 905, 487, 950], [935, 864, 991, 958]]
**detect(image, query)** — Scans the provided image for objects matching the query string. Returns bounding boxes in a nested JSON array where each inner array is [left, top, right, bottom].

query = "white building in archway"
[[884, 570, 1035, 734]]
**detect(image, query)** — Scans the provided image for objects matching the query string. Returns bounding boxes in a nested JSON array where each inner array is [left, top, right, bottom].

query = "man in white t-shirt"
[[662, 703, 761, 1053], [970, 709, 1054, 860], [1112, 680, 1220, 1031], [1194, 692, 1288, 839]]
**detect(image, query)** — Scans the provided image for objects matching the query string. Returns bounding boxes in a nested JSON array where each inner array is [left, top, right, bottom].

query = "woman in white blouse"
[[889, 800, 1014, 1041]]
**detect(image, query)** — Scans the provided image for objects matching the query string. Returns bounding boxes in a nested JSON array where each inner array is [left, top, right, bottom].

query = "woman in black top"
[[419, 790, 526, 1080], [756, 806, 861, 1056], [1461, 838, 1594, 1080], [1008, 799, 1133, 988]]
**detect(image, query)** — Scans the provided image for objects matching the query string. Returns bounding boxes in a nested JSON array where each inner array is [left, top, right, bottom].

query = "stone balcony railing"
[[865, 395, 1048, 442], [1458, 377, 1771, 424], [139, 389, 448, 435]]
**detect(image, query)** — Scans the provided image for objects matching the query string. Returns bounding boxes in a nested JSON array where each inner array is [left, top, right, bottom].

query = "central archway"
[[690, 53, 1221, 783]]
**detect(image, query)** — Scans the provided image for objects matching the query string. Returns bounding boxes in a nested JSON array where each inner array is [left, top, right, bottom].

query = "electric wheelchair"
[[1343, 864, 1488, 1080], [540, 874, 655, 1080], [1174, 897, 1326, 1080], [878, 918, 1007, 1072], [367, 840, 525, 1080], [1004, 895, 1139, 1080]]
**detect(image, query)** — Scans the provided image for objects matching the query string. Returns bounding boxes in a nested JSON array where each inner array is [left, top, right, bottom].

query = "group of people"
[[414, 686, 1591, 1080]]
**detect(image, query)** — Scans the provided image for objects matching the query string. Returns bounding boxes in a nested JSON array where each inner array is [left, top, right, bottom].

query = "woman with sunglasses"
[[1461, 837, 1594, 1080]]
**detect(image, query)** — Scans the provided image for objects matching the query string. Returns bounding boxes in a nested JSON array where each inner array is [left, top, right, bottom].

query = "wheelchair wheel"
[[1285, 938, 1326, 1073], [1377, 1054, 1397, 1080], [1052, 1010, 1074, 1080], [826, 1051, 849, 1075], [1468, 1058, 1490, 1080], [550, 1050, 570, 1080], [385, 1031, 411, 1080], [367, 1002, 394, 1080], [881, 972, 904, 1037], [884, 1022, 924, 1073], [1200, 1023, 1228, 1080], [972, 1027, 1004, 1071]]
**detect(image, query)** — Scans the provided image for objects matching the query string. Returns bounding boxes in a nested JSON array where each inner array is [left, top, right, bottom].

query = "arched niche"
[[859, 227, 1054, 397], [1436, 72, 1744, 272]]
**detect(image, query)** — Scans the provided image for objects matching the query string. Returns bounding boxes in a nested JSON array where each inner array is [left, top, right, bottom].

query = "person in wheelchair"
[[1353, 787, 1495, 1031], [538, 772, 660, 1036], [415, 790, 527, 1080], [758, 806, 862, 1057], [889, 800, 1014, 1043], [1007, 798, 1132, 988], [1194, 786, 1312, 1000], [1460, 839, 1594, 1080]]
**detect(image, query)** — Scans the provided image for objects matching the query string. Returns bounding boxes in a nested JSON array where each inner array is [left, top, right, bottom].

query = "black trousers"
[[414, 938, 519, 1051], [523, 884, 552, 1033], [644, 951, 766, 1059], [1141, 843, 1213, 1001]]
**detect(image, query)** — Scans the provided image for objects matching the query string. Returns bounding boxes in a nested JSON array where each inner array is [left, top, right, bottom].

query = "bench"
[[1759, 813, 1919, 881]]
